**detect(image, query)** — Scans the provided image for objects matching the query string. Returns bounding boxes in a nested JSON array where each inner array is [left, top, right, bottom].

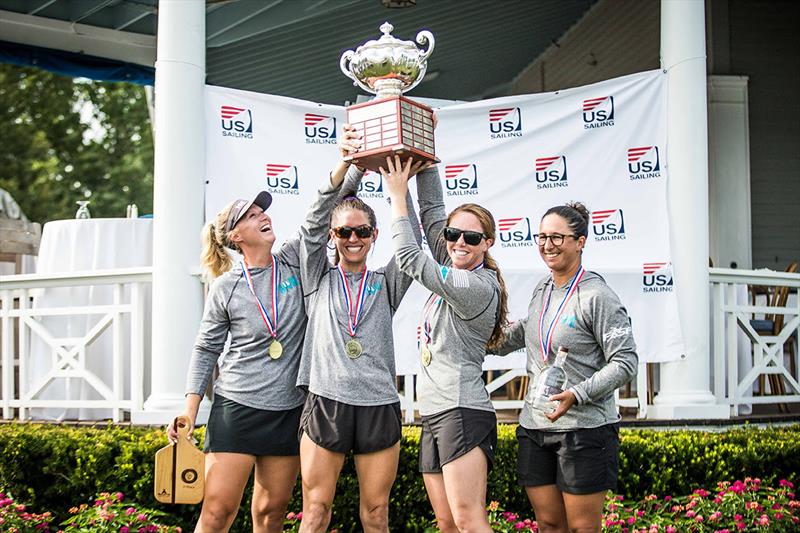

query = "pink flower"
[[709, 511, 722, 521], [296, 512, 303, 520], [627, 516, 635, 525], [137, 513, 147, 522], [695, 515, 704, 522], [116, 492, 125, 502], [734, 514, 742, 521], [758, 515, 769, 526], [735, 522, 745, 531], [488, 501, 499, 511], [126, 507, 136, 516], [121, 528, 129, 533], [685, 510, 696, 518], [666, 527, 676, 533], [779, 479, 794, 488], [664, 495, 672, 502], [286, 512, 296, 520], [776, 513, 784, 520], [515, 522, 525, 530]]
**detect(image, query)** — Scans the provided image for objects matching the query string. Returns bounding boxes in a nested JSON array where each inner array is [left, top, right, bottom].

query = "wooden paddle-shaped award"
[[154, 416, 205, 504]]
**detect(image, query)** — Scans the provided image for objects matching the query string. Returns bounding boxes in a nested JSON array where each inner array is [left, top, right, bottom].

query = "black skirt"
[[204, 394, 303, 456]]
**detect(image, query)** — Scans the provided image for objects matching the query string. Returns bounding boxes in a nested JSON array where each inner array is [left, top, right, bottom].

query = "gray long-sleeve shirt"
[[495, 271, 638, 430], [185, 238, 308, 411], [392, 166, 501, 416], [296, 168, 422, 406]]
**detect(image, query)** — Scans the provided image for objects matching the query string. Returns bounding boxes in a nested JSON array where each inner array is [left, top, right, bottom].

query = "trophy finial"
[[380, 22, 394, 36]]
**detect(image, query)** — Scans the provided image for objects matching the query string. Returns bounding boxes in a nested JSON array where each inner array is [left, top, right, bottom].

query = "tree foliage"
[[0, 63, 153, 224]]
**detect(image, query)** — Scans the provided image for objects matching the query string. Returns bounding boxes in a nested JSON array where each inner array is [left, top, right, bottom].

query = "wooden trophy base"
[[344, 95, 439, 173]]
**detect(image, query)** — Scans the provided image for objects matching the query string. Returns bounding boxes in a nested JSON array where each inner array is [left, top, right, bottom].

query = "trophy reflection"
[[340, 22, 439, 172]]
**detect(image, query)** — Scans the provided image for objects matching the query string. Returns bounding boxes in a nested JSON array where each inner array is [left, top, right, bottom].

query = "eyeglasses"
[[443, 226, 487, 246], [332, 225, 374, 239], [533, 233, 577, 246]]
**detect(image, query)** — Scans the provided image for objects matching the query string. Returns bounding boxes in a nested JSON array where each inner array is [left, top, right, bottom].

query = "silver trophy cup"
[[340, 22, 439, 172]]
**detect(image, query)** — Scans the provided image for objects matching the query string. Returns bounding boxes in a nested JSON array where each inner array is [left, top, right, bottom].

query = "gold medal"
[[268, 340, 283, 359], [421, 346, 432, 367], [345, 339, 363, 359]]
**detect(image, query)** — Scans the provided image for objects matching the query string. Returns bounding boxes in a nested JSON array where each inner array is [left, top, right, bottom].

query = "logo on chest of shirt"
[[279, 276, 299, 294], [560, 313, 577, 328], [365, 280, 382, 296]]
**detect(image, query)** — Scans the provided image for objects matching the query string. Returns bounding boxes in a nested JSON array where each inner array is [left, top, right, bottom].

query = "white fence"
[[0, 268, 150, 422], [710, 267, 800, 416], [1, 266, 798, 422]]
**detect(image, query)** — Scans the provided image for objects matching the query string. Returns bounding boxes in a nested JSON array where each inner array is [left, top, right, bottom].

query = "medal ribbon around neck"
[[537, 265, 585, 362], [241, 258, 279, 340], [337, 265, 370, 338], [422, 262, 484, 345]]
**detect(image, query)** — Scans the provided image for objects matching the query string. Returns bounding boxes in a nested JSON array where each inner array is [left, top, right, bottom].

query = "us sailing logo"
[[304, 113, 337, 144], [498, 217, 534, 248], [444, 164, 479, 196], [583, 96, 615, 129], [266, 164, 299, 195], [591, 209, 626, 241], [628, 146, 662, 180], [220, 106, 253, 139], [534, 156, 568, 189], [358, 171, 383, 199], [642, 262, 674, 293], [488, 107, 522, 139]]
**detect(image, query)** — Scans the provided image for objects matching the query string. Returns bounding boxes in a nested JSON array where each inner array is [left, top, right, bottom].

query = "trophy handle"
[[340, 49, 376, 95], [403, 30, 435, 93], [416, 30, 435, 63]]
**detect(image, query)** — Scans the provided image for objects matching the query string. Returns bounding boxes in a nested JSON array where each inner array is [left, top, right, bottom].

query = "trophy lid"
[[357, 22, 419, 54]]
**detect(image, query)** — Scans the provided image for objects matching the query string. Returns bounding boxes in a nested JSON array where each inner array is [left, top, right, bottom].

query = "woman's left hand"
[[379, 155, 429, 198], [545, 389, 577, 422]]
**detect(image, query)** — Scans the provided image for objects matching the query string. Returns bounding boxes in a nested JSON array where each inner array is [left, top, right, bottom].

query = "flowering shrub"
[[0, 491, 54, 532], [603, 478, 799, 532], [60, 492, 181, 533], [481, 478, 798, 532]]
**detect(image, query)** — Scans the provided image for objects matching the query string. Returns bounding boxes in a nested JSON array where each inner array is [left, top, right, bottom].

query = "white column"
[[133, 1, 206, 424], [650, 0, 729, 419]]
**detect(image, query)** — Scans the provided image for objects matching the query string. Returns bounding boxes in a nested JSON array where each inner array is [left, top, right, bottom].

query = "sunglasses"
[[332, 225, 374, 239], [443, 226, 487, 246]]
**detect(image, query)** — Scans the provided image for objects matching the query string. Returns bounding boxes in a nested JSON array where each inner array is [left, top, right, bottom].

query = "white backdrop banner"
[[205, 69, 683, 372]]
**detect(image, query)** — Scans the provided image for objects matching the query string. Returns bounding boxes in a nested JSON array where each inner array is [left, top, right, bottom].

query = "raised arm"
[[415, 165, 449, 265], [383, 156, 497, 320]]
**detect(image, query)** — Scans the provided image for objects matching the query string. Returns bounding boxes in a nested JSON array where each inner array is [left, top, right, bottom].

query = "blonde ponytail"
[[200, 207, 235, 280]]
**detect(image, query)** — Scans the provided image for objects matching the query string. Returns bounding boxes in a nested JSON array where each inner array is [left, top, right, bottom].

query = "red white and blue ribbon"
[[537, 265, 585, 361], [337, 265, 370, 337], [422, 293, 443, 345], [241, 258, 279, 339]]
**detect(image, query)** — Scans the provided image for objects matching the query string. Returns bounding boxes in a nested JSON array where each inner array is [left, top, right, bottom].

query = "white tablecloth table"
[[27, 218, 152, 420]]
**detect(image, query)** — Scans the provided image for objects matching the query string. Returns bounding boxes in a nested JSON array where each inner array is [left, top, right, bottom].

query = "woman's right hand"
[[166, 414, 195, 444], [338, 123, 362, 160]]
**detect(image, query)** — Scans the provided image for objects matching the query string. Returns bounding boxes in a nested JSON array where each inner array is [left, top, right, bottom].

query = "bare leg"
[[440, 447, 492, 533], [195, 452, 255, 533], [562, 491, 605, 533], [524, 485, 568, 533], [298, 434, 345, 533], [251, 455, 300, 533], [423, 473, 457, 533], [353, 443, 400, 533]]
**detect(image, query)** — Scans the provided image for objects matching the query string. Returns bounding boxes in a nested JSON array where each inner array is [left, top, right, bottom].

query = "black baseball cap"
[[223, 191, 272, 234]]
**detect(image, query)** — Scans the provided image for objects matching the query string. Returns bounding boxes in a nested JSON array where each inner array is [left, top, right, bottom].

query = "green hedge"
[[0, 423, 798, 532]]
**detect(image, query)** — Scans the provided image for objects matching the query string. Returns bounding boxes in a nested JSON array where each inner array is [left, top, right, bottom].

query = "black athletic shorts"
[[419, 407, 497, 473], [516, 423, 620, 494], [204, 394, 302, 456], [298, 392, 402, 454]]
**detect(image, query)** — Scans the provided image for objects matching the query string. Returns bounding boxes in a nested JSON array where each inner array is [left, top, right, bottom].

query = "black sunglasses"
[[332, 225, 373, 239], [443, 226, 487, 246]]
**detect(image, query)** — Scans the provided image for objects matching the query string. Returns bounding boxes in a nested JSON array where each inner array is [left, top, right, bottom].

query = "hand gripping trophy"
[[340, 22, 439, 172]]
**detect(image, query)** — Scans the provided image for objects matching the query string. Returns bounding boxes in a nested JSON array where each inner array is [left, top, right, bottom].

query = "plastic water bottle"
[[532, 346, 569, 414]]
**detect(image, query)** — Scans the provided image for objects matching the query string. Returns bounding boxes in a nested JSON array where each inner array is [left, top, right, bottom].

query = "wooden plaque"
[[154, 416, 205, 505], [344, 95, 439, 172]]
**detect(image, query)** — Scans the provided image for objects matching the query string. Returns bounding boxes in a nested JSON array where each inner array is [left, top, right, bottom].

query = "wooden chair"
[[749, 261, 798, 410]]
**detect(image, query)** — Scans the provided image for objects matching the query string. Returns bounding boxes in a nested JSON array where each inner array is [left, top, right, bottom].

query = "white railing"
[[710, 267, 800, 415], [0, 268, 151, 422]]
